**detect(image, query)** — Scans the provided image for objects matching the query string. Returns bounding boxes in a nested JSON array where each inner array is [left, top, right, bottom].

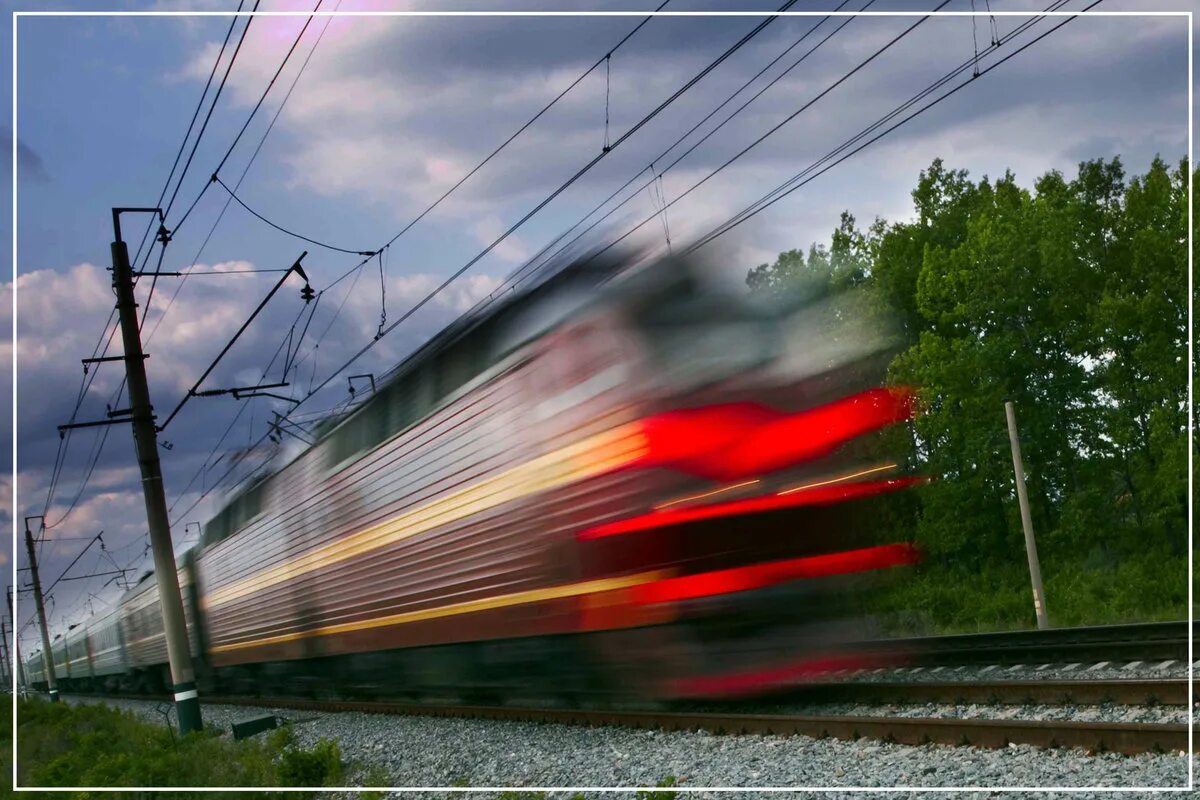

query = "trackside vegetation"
[[748, 156, 1192, 632], [10, 696, 679, 795], [13, 696, 342, 794]]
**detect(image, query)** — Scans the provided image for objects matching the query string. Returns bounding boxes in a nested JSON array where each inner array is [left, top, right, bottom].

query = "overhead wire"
[[161, 0, 264, 228], [213, 176, 373, 255], [129, 1, 246, 275], [178, 2, 806, 516], [146, 0, 342, 350], [508, 0, 867, 292], [364, 0, 864, 385], [95, 2, 1096, 597], [134, 0, 263, 337], [687, 0, 1081, 250], [586, 1, 955, 262]]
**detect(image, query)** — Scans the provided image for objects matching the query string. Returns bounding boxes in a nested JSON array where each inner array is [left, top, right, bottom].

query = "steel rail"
[[775, 678, 1187, 707], [60, 682, 1191, 756], [198, 694, 1191, 756]]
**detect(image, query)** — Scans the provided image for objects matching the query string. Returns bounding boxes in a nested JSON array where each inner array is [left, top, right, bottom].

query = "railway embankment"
[[58, 690, 1188, 792]]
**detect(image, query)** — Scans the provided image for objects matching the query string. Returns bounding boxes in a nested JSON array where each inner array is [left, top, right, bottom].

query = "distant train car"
[[51, 636, 71, 685], [64, 624, 92, 684], [24, 650, 45, 689], [85, 607, 127, 691], [25, 254, 920, 702]]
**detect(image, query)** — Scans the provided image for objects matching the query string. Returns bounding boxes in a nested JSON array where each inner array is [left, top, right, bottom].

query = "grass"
[[10, 696, 678, 797], [874, 550, 1188, 635], [13, 695, 343, 795]]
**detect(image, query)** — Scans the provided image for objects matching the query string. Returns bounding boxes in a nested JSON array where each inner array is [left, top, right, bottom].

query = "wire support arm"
[[157, 253, 309, 432]]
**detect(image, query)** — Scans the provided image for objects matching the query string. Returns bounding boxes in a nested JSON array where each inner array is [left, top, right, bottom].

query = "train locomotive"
[[25, 251, 921, 702]]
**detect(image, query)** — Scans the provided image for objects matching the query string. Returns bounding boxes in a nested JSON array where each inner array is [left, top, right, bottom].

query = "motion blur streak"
[[670, 654, 877, 698], [201, 422, 650, 610], [778, 462, 897, 495], [578, 477, 925, 539], [630, 386, 915, 480], [210, 569, 672, 654], [629, 542, 922, 604], [653, 478, 762, 510]]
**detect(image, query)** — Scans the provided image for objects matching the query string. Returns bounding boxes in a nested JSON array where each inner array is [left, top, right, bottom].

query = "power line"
[[687, 0, 1084, 251], [506, 0, 869, 299], [162, 0, 263, 228], [373, 0, 673, 257], [130, 0, 247, 272], [168, 0, 323, 238], [587, 1, 954, 262], [145, 0, 341, 350], [43, 375, 127, 531], [214, 175, 374, 255]]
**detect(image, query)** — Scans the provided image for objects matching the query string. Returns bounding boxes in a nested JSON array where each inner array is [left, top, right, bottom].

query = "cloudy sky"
[[3, 0, 1193, 659]]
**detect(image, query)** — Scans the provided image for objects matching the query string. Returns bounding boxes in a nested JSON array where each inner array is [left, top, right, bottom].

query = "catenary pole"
[[0, 618, 10, 686], [8, 587, 28, 693], [1004, 400, 1049, 630], [23, 516, 59, 701], [111, 208, 203, 734]]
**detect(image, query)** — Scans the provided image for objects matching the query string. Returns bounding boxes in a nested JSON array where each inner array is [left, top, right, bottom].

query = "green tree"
[[749, 155, 1190, 630]]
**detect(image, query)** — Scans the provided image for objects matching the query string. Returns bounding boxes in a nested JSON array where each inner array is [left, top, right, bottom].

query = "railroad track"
[[194, 692, 1189, 757], [777, 677, 1188, 706], [858, 621, 1194, 666], [64, 677, 1192, 757]]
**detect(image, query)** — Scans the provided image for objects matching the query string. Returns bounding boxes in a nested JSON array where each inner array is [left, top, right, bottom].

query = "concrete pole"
[[8, 588, 28, 694], [24, 519, 59, 700], [111, 210, 202, 734], [1004, 401, 1049, 630], [0, 619, 10, 686]]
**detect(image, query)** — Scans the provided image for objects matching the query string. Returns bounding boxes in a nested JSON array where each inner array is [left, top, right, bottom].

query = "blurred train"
[[25, 252, 922, 702]]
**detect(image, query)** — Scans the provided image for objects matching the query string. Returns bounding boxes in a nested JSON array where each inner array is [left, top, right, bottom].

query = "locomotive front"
[[543, 257, 921, 699]]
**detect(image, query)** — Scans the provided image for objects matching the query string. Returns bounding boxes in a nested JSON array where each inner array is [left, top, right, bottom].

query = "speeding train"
[[25, 251, 921, 702]]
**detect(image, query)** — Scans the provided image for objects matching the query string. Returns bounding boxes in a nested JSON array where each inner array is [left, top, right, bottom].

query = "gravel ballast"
[[63, 695, 1189, 791]]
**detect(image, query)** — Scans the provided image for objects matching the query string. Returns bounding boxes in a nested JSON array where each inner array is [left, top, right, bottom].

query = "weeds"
[[15, 696, 342, 792]]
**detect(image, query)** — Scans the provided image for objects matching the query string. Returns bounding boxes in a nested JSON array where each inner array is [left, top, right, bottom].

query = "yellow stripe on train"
[[209, 570, 668, 654], [201, 423, 649, 611]]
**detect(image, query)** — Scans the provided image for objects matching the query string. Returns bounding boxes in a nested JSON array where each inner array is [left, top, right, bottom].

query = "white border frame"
[[8, 4, 1194, 794]]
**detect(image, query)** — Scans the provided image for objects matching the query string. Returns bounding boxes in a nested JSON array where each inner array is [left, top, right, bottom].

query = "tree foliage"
[[748, 156, 1191, 629]]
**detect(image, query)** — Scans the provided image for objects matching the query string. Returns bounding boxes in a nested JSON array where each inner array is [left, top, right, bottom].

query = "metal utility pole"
[[23, 516, 58, 701], [0, 619, 10, 686], [111, 208, 202, 734], [1004, 400, 1049, 630], [8, 587, 28, 693]]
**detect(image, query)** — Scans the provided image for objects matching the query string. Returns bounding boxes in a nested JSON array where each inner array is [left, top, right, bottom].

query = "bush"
[[14, 696, 342, 793], [277, 737, 343, 787]]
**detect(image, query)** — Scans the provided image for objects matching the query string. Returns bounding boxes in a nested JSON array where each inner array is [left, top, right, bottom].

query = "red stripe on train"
[[629, 386, 915, 480], [578, 477, 924, 540], [629, 542, 921, 605]]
